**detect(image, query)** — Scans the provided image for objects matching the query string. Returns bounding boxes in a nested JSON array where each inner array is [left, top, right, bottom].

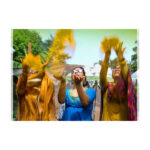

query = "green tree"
[[127, 61, 132, 71], [12, 29, 53, 120], [13, 29, 53, 68], [99, 58, 119, 69], [130, 41, 138, 73], [40, 36, 54, 62], [41, 35, 54, 51], [109, 58, 118, 69]]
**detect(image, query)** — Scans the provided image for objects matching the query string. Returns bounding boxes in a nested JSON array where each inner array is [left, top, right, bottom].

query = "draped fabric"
[[16, 73, 55, 121], [127, 70, 137, 120], [100, 70, 137, 121]]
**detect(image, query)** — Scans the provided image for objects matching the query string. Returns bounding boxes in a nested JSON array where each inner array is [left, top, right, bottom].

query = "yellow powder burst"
[[47, 29, 76, 63], [22, 53, 44, 73], [101, 36, 120, 53], [46, 29, 76, 76], [109, 36, 120, 49]]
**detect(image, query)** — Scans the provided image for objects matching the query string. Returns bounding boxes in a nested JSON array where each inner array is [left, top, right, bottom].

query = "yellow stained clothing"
[[101, 90, 128, 121], [100, 58, 128, 121]]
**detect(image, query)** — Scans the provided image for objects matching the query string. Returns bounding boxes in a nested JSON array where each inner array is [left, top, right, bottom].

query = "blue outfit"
[[61, 88, 96, 121]]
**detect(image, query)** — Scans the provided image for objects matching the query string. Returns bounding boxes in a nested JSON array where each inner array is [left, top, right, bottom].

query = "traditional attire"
[[16, 50, 55, 121], [16, 72, 55, 121], [100, 59, 137, 121], [61, 88, 96, 121]]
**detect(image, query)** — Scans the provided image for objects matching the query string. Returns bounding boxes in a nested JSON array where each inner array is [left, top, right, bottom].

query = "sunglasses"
[[29, 69, 39, 74], [72, 69, 83, 74], [112, 68, 121, 71]]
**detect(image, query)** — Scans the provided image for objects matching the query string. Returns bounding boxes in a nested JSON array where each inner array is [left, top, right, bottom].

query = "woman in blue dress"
[[55, 67, 96, 121]]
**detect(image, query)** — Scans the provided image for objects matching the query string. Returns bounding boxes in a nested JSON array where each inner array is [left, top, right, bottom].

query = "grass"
[[66, 76, 114, 82]]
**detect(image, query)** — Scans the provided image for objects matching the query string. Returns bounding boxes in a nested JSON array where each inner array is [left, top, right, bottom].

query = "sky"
[[32, 29, 137, 67]]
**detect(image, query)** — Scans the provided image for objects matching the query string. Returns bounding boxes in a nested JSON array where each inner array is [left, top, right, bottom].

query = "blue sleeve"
[[86, 88, 96, 103]]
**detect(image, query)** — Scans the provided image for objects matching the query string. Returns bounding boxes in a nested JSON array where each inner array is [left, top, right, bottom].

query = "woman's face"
[[112, 65, 121, 79], [71, 68, 84, 79], [27, 67, 43, 81]]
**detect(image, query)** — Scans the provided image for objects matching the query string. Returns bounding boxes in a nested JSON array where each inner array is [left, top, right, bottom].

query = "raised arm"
[[16, 65, 29, 96], [115, 42, 128, 83], [73, 74, 90, 106], [100, 51, 111, 92], [54, 75, 66, 104], [76, 84, 90, 106]]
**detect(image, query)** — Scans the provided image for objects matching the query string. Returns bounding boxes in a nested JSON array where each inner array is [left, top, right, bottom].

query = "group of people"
[[16, 39, 137, 121], [55, 39, 137, 121]]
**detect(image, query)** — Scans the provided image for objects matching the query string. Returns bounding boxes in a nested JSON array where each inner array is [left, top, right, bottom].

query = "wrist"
[[75, 82, 82, 87], [61, 78, 66, 83], [118, 57, 124, 62], [119, 58, 126, 65], [118, 53, 124, 61]]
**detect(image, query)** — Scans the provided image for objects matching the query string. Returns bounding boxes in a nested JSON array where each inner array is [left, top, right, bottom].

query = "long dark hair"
[[72, 66, 89, 87]]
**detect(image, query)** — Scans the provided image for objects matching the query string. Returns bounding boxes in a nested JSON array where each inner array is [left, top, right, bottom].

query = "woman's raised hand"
[[54, 73, 66, 82], [104, 50, 111, 64], [114, 41, 126, 61], [72, 74, 85, 85]]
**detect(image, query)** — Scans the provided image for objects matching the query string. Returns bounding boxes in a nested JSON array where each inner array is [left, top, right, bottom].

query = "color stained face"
[[71, 68, 83, 76], [22, 53, 48, 81], [112, 65, 121, 79], [27, 68, 43, 81], [71, 67, 85, 81]]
